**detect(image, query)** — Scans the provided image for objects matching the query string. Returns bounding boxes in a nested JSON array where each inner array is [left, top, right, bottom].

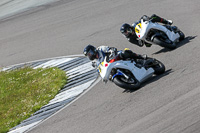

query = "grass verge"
[[0, 67, 67, 133]]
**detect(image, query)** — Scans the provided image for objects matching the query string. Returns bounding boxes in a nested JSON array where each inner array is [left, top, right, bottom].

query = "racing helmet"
[[83, 44, 97, 60], [120, 23, 133, 37]]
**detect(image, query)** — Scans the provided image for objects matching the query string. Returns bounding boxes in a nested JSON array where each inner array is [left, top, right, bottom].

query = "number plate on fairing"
[[135, 23, 142, 33]]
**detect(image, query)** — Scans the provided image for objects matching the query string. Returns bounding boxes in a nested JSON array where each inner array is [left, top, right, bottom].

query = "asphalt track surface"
[[1, 0, 200, 133]]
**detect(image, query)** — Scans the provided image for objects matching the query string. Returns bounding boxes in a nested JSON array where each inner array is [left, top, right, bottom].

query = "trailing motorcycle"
[[134, 16, 185, 49], [97, 54, 165, 90]]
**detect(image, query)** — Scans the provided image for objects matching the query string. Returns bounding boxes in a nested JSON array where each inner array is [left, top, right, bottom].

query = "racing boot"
[[151, 14, 173, 25], [161, 19, 173, 25], [167, 20, 173, 25]]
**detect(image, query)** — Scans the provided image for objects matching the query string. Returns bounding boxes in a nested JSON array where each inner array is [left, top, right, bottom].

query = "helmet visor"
[[123, 31, 129, 36], [123, 29, 132, 37], [87, 49, 96, 60]]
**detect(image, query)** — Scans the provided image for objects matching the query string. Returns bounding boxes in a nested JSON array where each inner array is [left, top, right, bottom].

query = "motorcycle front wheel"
[[153, 37, 176, 49], [113, 76, 141, 90]]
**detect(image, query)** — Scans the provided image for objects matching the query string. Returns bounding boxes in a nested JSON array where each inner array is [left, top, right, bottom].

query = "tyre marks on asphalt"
[[6, 56, 98, 133]]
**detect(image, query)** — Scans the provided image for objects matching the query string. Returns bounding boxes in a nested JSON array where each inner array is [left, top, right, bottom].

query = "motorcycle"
[[96, 54, 165, 90], [134, 16, 185, 49]]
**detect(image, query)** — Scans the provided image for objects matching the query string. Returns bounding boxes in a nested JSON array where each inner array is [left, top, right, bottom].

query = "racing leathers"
[[92, 46, 146, 68]]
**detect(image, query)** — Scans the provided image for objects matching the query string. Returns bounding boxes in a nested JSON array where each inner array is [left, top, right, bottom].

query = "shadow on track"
[[123, 69, 173, 93], [153, 36, 197, 55]]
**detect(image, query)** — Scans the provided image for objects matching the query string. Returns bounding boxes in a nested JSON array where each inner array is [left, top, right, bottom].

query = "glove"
[[141, 15, 150, 21], [141, 54, 148, 59], [108, 47, 117, 58], [108, 47, 117, 54], [92, 61, 97, 68], [138, 39, 144, 47]]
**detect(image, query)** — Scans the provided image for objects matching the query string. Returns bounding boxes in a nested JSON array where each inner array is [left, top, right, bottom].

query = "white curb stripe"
[[8, 120, 42, 133], [67, 62, 94, 76], [48, 79, 95, 105], [33, 58, 74, 69], [7, 56, 99, 133]]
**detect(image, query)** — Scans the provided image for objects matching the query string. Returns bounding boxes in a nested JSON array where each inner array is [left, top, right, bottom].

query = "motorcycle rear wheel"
[[153, 37, 176, 49], [177, 30, 185, 41], [113, 76, 141, 90], [152, 59, 165, 75]]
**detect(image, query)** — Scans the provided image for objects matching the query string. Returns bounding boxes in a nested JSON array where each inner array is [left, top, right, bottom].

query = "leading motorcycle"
[[134, 16, 185, 49], [96, 54, 165, 90]]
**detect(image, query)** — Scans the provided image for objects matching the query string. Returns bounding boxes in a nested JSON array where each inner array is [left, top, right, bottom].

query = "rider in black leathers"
[[120, 14, 173, 47]]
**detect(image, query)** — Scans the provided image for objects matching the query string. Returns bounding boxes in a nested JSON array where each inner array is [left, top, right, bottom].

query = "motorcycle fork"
[[111, 69, 129, 81]]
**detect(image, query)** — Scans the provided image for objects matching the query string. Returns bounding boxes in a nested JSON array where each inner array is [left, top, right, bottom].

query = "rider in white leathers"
[[83, 44, 147, 67]]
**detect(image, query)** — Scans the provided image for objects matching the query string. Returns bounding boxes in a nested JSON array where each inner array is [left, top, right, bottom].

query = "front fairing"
[[135, 19, 150, 39], [98, 59, 154, 83]]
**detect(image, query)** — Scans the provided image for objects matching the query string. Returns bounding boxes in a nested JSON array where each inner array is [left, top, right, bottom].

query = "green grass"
[[0, 67, 67, 133]]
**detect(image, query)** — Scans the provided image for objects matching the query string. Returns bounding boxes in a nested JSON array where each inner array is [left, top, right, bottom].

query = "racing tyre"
[[177, 30, 185, 41], [152, 59, 165, 75], [153, 37, 176, 49], [113, 76, 141, 90]]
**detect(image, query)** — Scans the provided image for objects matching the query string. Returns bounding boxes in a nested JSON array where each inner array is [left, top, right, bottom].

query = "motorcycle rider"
[[83, 44, 147, 67], [120, 14, 173, 47]]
